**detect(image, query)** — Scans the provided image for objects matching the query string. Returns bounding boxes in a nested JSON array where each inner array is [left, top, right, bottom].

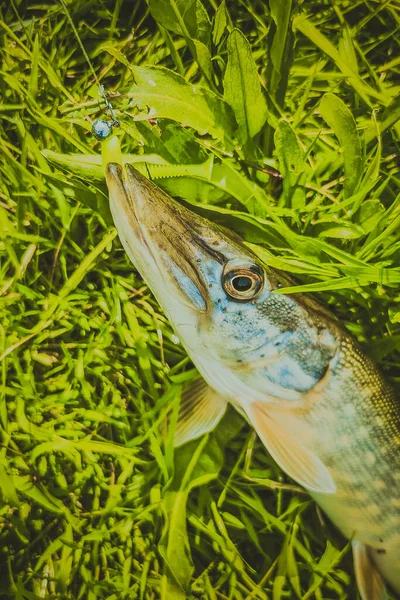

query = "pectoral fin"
[[353, 541, 387, 600], [247, 401, 336, 494], [173, 378, 228, 447]]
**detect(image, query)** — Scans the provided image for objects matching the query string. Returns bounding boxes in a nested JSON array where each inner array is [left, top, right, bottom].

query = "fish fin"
[[173, 378, 228, 447], [248, 401, 336, 494], [353, 541, 387, 600]]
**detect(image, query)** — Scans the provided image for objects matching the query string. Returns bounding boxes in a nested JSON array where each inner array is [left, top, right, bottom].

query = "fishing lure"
[[59, 0, 120, 143], [91, 84, 120, 141]]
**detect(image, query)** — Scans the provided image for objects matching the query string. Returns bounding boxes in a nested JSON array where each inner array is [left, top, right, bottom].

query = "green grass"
[[0, 0, 399, 598]]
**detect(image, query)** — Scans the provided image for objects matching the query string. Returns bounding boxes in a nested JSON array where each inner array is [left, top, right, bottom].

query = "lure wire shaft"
[[58, 0, 120, 138]]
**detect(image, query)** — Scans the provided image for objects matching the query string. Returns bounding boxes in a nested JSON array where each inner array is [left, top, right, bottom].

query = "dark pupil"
[[232, 276, 253, 292]]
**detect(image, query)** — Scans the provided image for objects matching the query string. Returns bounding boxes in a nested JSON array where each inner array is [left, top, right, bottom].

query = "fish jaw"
[[106, 163, 215, 346]]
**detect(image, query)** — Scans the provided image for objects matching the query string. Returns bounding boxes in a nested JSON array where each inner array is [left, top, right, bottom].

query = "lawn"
[[0, 0, 399, 598]]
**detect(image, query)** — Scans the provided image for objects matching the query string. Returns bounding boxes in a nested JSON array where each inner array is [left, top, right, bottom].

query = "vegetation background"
[[0, 0, 399, 598]]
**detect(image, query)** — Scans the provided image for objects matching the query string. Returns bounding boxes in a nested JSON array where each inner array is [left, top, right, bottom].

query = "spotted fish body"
[[291, 329, 400, 593], [105, 162, 400, 599]]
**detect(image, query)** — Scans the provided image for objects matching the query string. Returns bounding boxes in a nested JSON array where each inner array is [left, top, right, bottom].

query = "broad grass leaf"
[[0, 462, 20, 506], [148, 0, 197, 38], [56, 523, 73, 593], [129, 66, 235, 142], [286, 520, 302, 599], [255, 225, 368, 266], [123, 300, 156, 395], [357, 202, 400, 261], [195, 0, 212, 46], [338, 26, 358, 74], [318, 224, 365, 239], [32, 537, 64, 575], [161, 176, 226, 204], [340, 265, 400, 285], [301, 237, 368, 266], [173, 160, 282, 216], [212, 0, 229, 46], [185, 438, 224, 491], [325, 180, 377, 216], [9, 515, 30, 545], [358, 132, 382, 211], [319, 93, 362, 199], [358, 200, 385, 234], [389, 309, 400, 324], [274, 267, 400, 292], [269, 0, 294, 99], [191, 38, 213, 81], [273, 277, 358, 293], [159, 490, 194, 595], [13, 475, 65, 515], [303, 540, 352, 600], [224, 29, 269, 148], [149, 0, 210, 45], [181, 200, 289, 246], [274, 121, 306, 208], [37, 169, 113, 225], [272, 510, 308, 600], [203, 162, 281, 217], [159, 436, 223, 594], [148, 0, 212, 80], [156, 122, 208, 163], [68, 223, 117, 298], [172, 436, 224, 492], [248, 245, 339, 278], [28, 34, 39, 99]]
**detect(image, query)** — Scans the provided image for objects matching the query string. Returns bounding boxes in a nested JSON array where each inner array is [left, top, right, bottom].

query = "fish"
[[105, 162, 400, 600]]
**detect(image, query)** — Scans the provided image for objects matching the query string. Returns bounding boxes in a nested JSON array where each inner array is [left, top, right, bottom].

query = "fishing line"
[[58, 0, 120, 140]]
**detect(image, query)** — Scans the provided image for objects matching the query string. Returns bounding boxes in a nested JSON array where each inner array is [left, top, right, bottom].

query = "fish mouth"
[[105, 163, 227, 313]]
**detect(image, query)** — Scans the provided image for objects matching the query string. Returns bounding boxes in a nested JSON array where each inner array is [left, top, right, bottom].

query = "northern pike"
[[105, 162, 400, 599]]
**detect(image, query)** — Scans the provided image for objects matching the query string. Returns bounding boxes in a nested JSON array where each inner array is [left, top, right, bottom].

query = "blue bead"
[[92, 119, 112, 140]]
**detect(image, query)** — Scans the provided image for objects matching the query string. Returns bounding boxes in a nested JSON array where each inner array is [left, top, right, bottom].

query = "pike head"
[[106, 163, 340, 494]]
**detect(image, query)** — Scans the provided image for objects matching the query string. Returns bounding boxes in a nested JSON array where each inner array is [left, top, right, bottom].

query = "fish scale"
[[302, 335, 400, 590]]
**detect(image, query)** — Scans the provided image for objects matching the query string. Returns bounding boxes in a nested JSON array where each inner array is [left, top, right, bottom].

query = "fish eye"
[[222, 261, 263, 301]]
